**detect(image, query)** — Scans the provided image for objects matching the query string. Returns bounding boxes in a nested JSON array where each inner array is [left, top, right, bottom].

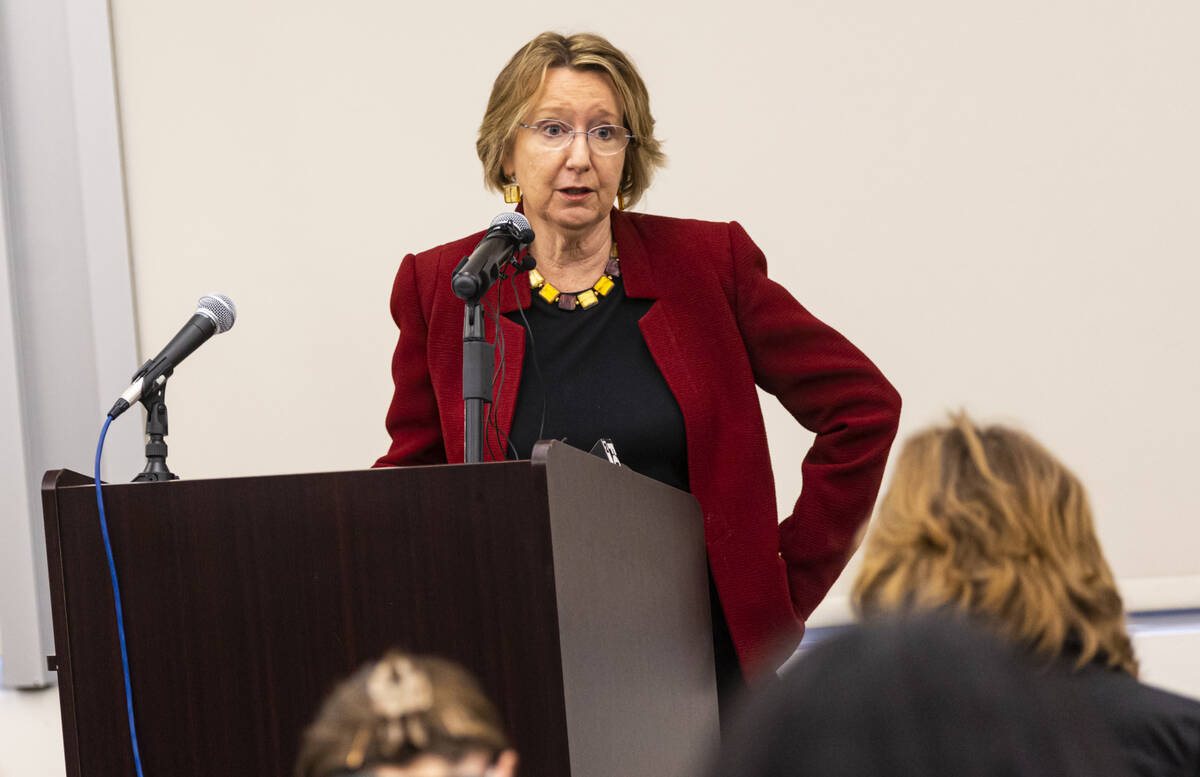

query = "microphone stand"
[[453, 238, 532, 464], [129, 361, 179, 482], [461, 301, 493, 464]]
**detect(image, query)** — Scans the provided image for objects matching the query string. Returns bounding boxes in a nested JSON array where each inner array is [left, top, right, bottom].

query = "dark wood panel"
[[41, 468, 92, 777], [45, 462, 570, 777]]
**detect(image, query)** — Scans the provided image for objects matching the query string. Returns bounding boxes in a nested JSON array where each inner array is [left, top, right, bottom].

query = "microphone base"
[[131, 379, 179, 482], [132, 459, 179, 483]]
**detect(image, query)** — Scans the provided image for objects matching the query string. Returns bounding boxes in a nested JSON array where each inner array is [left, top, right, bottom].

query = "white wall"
[[107, 0, 1197, 681], [1131, 616, 1200, 700]]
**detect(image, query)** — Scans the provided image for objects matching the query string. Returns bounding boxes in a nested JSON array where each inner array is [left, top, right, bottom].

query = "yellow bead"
[[577, 290, 599, 308], [593, 275, 615, 296], [538, 283, 560, 304], [528, 269, 545, 289]]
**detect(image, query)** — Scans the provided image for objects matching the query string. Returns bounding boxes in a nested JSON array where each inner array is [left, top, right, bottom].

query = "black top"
[[504, 273, 746, 717], [503, 275, 688, 492]]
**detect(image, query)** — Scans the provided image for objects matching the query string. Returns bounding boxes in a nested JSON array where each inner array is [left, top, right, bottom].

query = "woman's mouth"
[[557, 187, 594, 200]]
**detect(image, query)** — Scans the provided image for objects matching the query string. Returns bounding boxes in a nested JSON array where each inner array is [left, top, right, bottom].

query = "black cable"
[[483, 294, 502, 461], [94, 415, 146, 777], [507, 273, 548, 446], [484, 287, 519, 461]]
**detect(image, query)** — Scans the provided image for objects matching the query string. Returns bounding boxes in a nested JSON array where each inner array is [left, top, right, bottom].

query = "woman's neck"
[[527, 216, 612, 292]]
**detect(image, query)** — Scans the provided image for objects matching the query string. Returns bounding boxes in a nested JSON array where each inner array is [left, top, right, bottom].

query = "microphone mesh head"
[[197, 294, 237, 333], [489, 211, 534, 244], [490, 212, 531, 231]]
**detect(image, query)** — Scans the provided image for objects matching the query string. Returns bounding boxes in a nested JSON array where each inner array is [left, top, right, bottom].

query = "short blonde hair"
[[294, 652, 508, 777], [477, 32, 666, 209], [852, 414, 1137, 675]]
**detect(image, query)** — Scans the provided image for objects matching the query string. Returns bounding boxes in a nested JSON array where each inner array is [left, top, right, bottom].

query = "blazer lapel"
[[611, 209, 660, 301], [618, 211, 709, 499]]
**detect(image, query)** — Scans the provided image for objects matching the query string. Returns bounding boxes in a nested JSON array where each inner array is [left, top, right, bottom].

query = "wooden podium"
[[40, 441, 718, 777]]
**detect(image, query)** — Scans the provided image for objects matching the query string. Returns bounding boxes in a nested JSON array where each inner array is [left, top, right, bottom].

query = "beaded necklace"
[[527, 241, 620, 311]]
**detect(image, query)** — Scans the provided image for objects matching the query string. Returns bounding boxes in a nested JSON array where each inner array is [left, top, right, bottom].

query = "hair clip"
[[366, 656, 434, 753]]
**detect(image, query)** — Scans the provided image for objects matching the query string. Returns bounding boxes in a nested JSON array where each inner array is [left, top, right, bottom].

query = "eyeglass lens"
[[521, 121, 631, 155]]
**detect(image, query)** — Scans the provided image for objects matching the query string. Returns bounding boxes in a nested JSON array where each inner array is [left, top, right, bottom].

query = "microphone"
[[451, 212, 535, 302], [108, 294, 237, 419], [513, 253, 538, 273]]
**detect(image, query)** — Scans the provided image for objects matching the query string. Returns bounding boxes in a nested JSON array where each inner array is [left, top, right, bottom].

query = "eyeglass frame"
[[516, 120, 634, 155]]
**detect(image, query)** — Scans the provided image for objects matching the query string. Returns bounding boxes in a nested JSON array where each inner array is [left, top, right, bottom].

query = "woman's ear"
[[490, 749, 518, 777]]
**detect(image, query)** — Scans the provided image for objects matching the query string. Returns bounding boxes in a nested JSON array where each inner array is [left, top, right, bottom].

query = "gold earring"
[[503, 180, 522, 204], [617, 193, 627, 211]]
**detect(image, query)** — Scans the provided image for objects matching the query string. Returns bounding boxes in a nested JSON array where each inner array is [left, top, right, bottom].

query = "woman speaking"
[[376, 32, 901, 709]]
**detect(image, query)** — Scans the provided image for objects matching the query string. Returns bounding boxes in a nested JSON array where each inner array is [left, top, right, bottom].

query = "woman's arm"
[[374, 253, 448, 467], [729, 222, 901, 620]]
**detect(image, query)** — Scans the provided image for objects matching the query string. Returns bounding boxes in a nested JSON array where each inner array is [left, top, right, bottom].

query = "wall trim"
[[807, 574, 1200, 630]]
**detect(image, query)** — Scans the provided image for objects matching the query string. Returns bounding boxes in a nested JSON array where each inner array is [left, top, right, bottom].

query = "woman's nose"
[[564, 131, 592, 170]]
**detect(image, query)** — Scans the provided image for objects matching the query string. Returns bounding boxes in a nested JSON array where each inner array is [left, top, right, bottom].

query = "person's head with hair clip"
[[294, 651, 518, 777]]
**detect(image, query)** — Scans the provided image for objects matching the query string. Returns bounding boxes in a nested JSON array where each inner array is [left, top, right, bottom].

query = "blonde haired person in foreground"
[[853, 414, 1200, 777], [294, 652, 518, 777]]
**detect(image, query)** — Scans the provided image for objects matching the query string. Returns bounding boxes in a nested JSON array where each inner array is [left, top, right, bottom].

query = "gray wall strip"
[[0, 0, 141, 688]]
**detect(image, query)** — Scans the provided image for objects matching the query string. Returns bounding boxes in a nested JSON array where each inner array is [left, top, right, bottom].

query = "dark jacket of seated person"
[[1056, 640, 1200, 777], [710, 614, 1130, 777]]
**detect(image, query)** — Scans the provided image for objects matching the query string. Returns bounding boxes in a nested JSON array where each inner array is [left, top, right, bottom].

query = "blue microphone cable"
[[95, 414, 145, 777]]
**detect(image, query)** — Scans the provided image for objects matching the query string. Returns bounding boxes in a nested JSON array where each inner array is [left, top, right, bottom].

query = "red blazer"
[[376, 209, 901, 679]]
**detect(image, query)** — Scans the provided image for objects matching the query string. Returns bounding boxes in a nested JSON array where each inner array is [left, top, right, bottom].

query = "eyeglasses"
[[517, 120, 633, 156]]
